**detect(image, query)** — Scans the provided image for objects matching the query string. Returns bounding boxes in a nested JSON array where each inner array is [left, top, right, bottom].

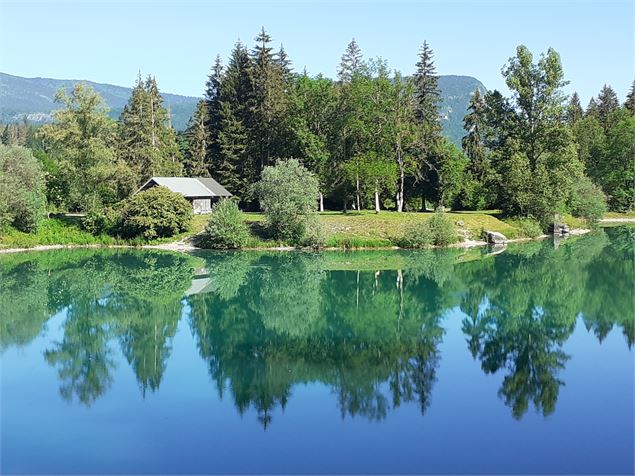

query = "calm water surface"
[[1, 227, 633, 474]]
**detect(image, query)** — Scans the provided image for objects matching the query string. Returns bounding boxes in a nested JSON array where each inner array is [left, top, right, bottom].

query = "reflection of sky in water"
[[3, 308, 632, 474], [1, 228, 633, 474]]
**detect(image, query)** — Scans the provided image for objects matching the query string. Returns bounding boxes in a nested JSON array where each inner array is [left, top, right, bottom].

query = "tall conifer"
[[338, 39, 363, 83], [118, 74, 183, 182], [413, 40, 443, 208], [624, 80, 635, 115], [596, 84, 620, 130], [566, 92, 584, 124], [184, 100, 209, 177]]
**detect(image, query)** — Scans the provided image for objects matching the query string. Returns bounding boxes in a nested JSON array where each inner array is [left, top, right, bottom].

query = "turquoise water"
[[1, 227, 633, 474]]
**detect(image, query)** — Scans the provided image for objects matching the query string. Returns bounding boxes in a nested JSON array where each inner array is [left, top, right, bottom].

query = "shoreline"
[[0, 228, 592, 255]]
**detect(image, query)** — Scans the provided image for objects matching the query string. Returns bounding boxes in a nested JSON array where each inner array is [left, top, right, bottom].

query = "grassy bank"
[[1, 210, 603, 251], [0, 216, 200, 250], [153, 210, 596, 249]]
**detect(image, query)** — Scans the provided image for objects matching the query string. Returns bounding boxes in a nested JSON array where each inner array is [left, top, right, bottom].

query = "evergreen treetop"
[[338, 38, 364, 83], [566, 92, 584, 124], [624, 80, 635, 114]]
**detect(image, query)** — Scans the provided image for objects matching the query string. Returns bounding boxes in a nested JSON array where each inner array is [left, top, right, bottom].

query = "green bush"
[[198, 199, 250, 249], [0, 145, 47, 233], [427, 212, 459, 246], [399, 213, 459, 248], [299, 217, 325, 248], [81, 208, 118, 235], [117, 186, 192, 239], [399, 221, 432, 248], [253, 158, 320, 245], [570, 177, 607, 225], [514, 218, 543, 238]]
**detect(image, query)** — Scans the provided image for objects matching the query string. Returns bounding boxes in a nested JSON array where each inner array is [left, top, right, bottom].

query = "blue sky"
[[1, 0, 633, 104]]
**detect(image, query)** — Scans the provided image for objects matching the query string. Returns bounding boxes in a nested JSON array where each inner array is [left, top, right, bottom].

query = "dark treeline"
[[2, 30, 633, 229], [1, 227, 632, 423]]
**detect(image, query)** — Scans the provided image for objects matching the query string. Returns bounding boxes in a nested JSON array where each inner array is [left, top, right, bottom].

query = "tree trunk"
[[150, 95, 156, 148], [319, 192, 324, 212], [397, 166, 405, 212], [343, 199, 347, 214], [356, 270, 360, 311], [356, 174, 361, 211], [397, 269, 404, 331], [374, 187, 380, 213]]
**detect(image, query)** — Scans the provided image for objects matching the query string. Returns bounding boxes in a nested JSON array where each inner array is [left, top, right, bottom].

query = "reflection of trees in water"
[[0, 227, 632, 417], [474, 306, 571, 419], [1, 249, 194, 405], [44, 306, 115, 406], [457, 228, 634, 418], [117, 298, 183, 396], [579, 227, 634, 346], [0, 259, 49, 350], [189, 253, 447, 427]]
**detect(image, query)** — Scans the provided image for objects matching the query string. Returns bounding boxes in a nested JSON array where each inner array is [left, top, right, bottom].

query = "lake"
[[1, 227, 633, 474]]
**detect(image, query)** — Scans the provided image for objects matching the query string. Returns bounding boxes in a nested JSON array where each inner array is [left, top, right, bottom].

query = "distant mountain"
[[0, 72, 485, 143], [0, 72, 199, 131], [437, 75, 486, 146]]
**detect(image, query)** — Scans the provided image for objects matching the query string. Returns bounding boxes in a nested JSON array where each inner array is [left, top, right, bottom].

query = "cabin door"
[[192, 198, 212, 214]]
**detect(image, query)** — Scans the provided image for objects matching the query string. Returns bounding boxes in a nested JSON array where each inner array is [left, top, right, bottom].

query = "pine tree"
[[413, 41, 442, 146], [118, 74, 183, 182], [0, 123, 25, 146], [586, 97, 599, 117], [566, 92, 584, 124], [210, 41, 255, 198], [1, 124, 15, 145], [276, 44, 293, 83], [204, 55, 223, 167], [183, 100, 209, 177], [338, 39, 363, 83], [462, 89, 486, 166], [624, 80, 635, 115], [216, 101, 248, 195], [250, 28, 289, 171], [413, 40, 443, 208], [596, 84, 620, 130]]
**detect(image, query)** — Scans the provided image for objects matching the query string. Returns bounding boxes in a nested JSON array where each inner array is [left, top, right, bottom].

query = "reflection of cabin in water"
[[136, 177, 232, 214], [185, 266, 216, 296]]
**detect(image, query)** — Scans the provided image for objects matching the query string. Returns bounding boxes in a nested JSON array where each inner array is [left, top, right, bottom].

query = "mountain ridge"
[[0, 72, 200, 131]]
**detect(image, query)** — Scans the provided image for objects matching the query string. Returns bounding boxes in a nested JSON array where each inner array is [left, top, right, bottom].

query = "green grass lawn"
[[604, 211, 635, 219], [316, 210, 518, 242], [238, 210, 539, 246]]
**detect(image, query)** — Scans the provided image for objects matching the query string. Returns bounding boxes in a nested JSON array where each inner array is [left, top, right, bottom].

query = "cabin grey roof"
[[138, 177, 232, 198]]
